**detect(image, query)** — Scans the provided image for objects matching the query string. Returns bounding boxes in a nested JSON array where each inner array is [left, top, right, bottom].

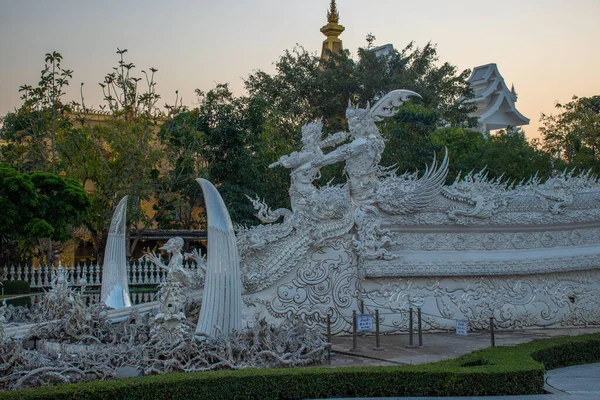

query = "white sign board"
[[456, 320, 468, 336], [356, 314, 373, 331]]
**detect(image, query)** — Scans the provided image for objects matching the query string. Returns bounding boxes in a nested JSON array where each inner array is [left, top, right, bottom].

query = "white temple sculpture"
[[151, 276, 189, 344], [100, 196, 132, 309], [195, 178, 242, 338], [463, 63, 529, 133], [3, 88, 600, 352], [235, 89, 600, 334]]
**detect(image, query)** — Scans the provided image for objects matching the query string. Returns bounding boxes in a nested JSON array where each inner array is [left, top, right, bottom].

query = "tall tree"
[[539, 95, 600, 173], [480, 127, 556, 182], [156, 108, 208, 230], [431, 126, 555, 183], [243, 39, 478, 206], [63, 49, 166, 260], [0, 52, 73, 173], [245, 40, 476, 134], [194, 84, 271, 226], [1, 49, 169, 261], [0, 165, 90, 264]]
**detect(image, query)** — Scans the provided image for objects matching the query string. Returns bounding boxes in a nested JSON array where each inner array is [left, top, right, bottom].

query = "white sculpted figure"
[[265, 120, 353, 236], [269, 120, 325, 214], [308, 90, 441, 261], [151, 279, 189, 344], [313, 90, 421, 203], [312, 106, 384, 202], [143, 237, 205, 288], [142, 237, 207, 342]]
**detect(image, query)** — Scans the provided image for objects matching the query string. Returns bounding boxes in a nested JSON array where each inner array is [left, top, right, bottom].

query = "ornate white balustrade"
[[0, 261, 201, 289]]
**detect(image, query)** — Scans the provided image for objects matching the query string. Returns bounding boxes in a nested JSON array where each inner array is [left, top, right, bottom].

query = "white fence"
[[2, 290, 159, 307], [0, 261, 201, 288]]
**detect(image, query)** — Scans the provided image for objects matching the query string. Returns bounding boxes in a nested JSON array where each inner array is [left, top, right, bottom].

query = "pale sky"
[[1, 0, 599, 140]]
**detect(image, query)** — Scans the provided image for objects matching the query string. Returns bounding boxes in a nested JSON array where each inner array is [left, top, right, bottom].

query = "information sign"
[[356, 314, 373, 331], [456, 320, 468, 336]]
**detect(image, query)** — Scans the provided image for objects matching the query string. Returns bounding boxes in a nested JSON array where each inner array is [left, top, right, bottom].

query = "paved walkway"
[[319, 327, 600, 399]]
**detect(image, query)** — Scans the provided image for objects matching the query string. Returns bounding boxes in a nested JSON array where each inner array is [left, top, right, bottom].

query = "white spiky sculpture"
[[195, 179, 242, 337], [100, 196, 132, 309]]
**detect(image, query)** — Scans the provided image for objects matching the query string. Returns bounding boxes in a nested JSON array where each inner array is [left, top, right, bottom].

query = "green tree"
[[430, 126, 555, 184], [193, 84, 272, 226], [60, 118, 164, 260], [97, 48, 163, 119], [57, 50, 167, 260], [430, 126, 486, 181], [243, 39, 478, 205], [0, 166, 38, 243], [0, 165, 90, 264], [1, 49, 172, 261], [0, 52, 73, 173], [539, 95, 600, 173], [156, 108, 208, 230], [480, 127, 555, 182]]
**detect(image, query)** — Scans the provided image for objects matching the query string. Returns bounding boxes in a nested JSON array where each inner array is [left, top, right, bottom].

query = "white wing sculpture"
[[195, 178, 242, 338], [100, 196, 132, 309], [370, 89, 421, 121], [376, 149, 449, 215]]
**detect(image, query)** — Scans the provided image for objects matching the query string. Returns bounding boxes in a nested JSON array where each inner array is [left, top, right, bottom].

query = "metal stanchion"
[[407, 307, 414, 347], [351, 310, 358, 352], [490, 316, 496, 347], [417, 308, 423, 348], [327, 315, 332, 363], [374, 309, 383, 350]]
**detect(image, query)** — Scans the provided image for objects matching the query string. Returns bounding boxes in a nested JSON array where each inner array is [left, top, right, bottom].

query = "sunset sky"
[[1, 0, 599, 140]]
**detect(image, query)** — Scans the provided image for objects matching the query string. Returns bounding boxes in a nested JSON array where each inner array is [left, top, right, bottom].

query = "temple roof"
[[371, 43, 394, 57], [462, 63, 529, 132]]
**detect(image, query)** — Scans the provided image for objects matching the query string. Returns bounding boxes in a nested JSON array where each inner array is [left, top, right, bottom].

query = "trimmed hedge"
[[1, 280, 30, 295], [530, 334, 600, 369], [1, 280, 31, 308], [1, 332, 599, 399]]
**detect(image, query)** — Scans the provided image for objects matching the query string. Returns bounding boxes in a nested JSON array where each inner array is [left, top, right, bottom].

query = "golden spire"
[[320, 0, 345, 60], [327, 0, 339, 23]]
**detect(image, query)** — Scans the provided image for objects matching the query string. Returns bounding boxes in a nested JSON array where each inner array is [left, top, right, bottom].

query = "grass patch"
[[1, 332, 598, 399]]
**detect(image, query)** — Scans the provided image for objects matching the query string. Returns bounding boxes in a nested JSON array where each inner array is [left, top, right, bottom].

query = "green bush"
[[1, 333, 598, 399], [530, 334, 600, 370], [1, 280, 31, 308], [1, 280, 30, 295]]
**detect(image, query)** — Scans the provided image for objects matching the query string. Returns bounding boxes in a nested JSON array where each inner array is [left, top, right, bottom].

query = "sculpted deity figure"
[[142, 237, 205, 288], [312, 106, 385, 203], [269, 120, 325, 214], [307, 90, 426, 261], [312, 90, 421, 204], [151, 277, 189, 344]]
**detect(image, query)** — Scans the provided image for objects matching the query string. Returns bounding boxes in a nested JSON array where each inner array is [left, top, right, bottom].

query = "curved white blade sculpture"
[[370, 89, 421, 121], [100, 196, 132, 309], [195, 178, 242, 338]]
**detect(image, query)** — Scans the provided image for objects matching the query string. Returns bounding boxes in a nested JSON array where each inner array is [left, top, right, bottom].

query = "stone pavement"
[[316, 327, 600, 399]]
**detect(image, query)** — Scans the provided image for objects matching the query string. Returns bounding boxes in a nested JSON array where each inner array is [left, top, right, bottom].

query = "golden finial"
[[320, 0, 344, 61], [327, 0, 339, 23]]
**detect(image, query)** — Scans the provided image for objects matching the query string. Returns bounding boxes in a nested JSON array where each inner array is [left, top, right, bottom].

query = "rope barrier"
[[327, 308, 496, 348]]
